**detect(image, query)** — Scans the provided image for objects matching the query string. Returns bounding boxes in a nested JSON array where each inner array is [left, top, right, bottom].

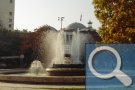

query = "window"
[[9, 12, 12, 16], [69, 35, 72, 41], [9, 24, 12, 28], [66, 34, 72, 43], [66, 35, 69, 42], [9, 19, 12, 22], [10, 0, 13, 3]]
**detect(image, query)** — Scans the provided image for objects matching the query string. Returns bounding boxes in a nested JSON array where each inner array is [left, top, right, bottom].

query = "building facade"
[[63, 21, 101, 64], [0, 0, 15, 30]]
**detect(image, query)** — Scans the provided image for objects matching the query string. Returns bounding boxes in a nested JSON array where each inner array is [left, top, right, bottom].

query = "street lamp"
[[58, 17, 65, 30], [20, 54, 24, 68]]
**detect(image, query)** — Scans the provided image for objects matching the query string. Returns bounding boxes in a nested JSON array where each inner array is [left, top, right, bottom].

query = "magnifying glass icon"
[[88, 46, 132, 86]]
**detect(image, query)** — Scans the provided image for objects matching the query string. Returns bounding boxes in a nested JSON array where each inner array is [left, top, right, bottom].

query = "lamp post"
[[58, 17, 65, 30], [20, 54, 24, 68]]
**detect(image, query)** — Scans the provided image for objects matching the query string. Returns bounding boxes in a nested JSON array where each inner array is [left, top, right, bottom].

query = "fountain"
[[52, 30, 65, 64], [71, 29, 81, 64], [0, 29, 85, 85], [45, 30, 85, 76], [28, 60, 44, 75], [71, 28, 95, 63]]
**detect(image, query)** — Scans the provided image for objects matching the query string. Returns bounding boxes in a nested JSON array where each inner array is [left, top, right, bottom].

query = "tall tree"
[[93, 0, 135, 43], [20, 25, 53, 61]]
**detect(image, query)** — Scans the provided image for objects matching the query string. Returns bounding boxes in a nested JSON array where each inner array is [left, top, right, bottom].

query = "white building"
[[0, 0, 15, 30], [63, 21, 101, 64]]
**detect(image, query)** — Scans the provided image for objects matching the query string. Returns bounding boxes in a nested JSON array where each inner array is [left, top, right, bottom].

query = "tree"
[[0, 29, 22, 56], [0, 29, 23, 68], [20, 25, 54, 62], [93, 0, 135, 43]]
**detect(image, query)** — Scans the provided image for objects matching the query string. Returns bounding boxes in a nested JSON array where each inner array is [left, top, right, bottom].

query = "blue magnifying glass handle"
[[115, 70, 132, 86]]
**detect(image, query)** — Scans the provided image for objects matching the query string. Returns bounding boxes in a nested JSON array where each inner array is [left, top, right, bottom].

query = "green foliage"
[[0, 29, 22, 56], [0, 29, 25, 68], [93, 0, 135, 43], [0, 25, 56, 68]]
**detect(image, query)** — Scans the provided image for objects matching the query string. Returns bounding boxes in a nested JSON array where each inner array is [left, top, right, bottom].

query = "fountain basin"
[[46, 64, 85, 76], [52, 64, 84, 68], [46, 68, 84, 76], [0, 74, 85, 85], [0, 69, 85, 85]]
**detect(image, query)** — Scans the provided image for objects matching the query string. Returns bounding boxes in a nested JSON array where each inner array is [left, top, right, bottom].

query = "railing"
[[0, 54, 24, 68]]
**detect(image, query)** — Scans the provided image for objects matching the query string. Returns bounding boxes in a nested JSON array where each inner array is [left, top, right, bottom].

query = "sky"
[[14, 0, 100, 31]]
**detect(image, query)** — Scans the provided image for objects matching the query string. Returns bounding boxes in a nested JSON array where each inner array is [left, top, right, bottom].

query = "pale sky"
[[14, 0, 100, 31]]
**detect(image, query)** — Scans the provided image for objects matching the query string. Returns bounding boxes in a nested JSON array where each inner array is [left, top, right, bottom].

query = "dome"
[[66, 22, 86, 30]]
